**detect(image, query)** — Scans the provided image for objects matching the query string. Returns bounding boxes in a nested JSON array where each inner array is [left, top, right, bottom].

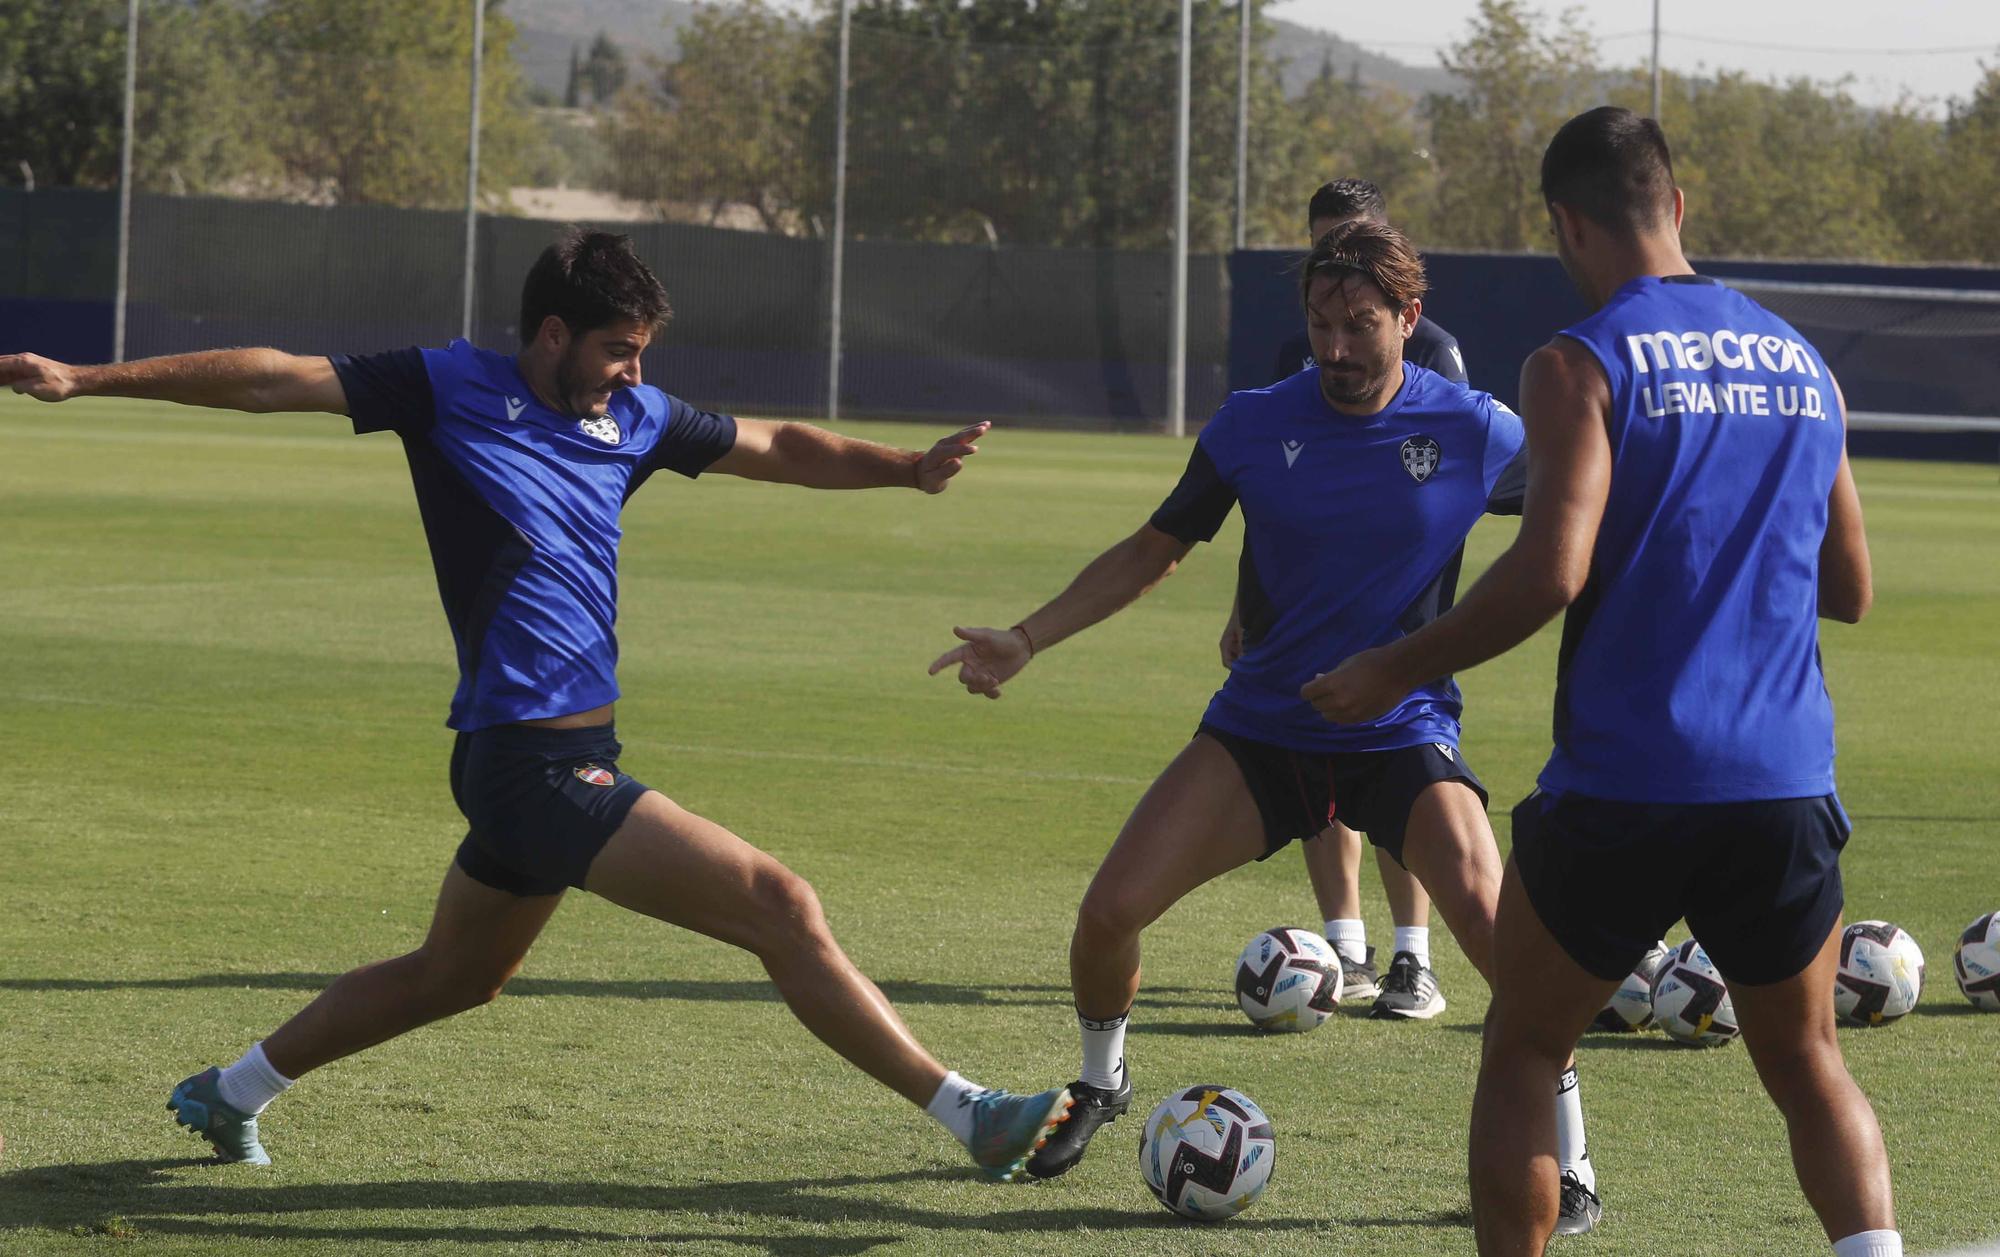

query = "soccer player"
[[929, 221, 1600, 1229], [0, 229, 1072, 1182], [1302, 107, 1894, 1257], [1236, 178, 1471, 1017]]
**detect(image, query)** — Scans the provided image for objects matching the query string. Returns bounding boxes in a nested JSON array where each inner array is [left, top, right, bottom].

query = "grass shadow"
[[1578, 1033, 1723, 1052], [0, 1158, 1344, 1248], [0, 973, 1218, 1012], [1130, 1020, 1266, 1038], [1912, 1001, 1994, 1018]]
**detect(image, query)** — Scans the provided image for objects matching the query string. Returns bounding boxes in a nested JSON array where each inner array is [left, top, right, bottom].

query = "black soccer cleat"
[[1023, 1070, 1132, 1179], [1339, 944, 1381, 1003], [1554, 1170, 1603, 1235], [1370, 950, 1447, 1020]]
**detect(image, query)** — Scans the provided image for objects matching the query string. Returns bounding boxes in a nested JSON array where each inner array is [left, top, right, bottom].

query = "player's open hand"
[[0, 353, 82, 402], [1301, 646, 1409, 724], [914, 421, 991, 494], [927, 624, 1031, 699]]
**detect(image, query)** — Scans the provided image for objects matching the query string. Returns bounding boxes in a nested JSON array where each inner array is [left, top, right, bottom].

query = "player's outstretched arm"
[[711, 418, 988, 493], [1302, 337, 1612, 724], [0, 348, 347, 415], [928, 523, 1192, 699], [1819, 378, 1871, 624]]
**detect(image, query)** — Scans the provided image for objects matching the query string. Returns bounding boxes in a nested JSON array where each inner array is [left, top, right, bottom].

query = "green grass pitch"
[[1, 398, 1995, 1256]]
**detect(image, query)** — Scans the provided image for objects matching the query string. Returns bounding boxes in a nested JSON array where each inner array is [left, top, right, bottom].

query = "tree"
[[1658, 73, 1898, 261], [603, 0, 827, 233], [1936, 67, 2000, 261], [0, 0, 271, 193], [1422, 0, 1598, 250], [581, 31, 627, 107], [249, 0, 537, 208], [1261, 53, 1434, 247]]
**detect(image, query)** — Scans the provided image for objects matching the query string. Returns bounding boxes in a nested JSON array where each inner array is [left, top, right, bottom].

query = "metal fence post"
[[461, 0, 485, 342], [113, 0, 138, 363], [1168, 0, 1191, 437], [827, 0, 852, 422], [1235, 0, 1249, 252]]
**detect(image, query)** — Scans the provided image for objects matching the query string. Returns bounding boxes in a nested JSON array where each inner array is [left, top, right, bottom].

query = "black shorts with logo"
[[448, 723, 650, 897], [1510, 789, 1851, 985], [1197, 722, 1488, 865]]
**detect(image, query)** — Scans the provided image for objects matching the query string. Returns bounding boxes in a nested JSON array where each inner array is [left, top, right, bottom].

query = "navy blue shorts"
[[448, 723, 651, 897], [1510, 790, 1851, 985], [1198, 723, 1487, 864]]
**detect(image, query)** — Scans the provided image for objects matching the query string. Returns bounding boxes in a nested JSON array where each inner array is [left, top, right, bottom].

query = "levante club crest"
[[579, 414, 622, 445], [573, 765, 615, 787], [1400, 435, 1440, 483]]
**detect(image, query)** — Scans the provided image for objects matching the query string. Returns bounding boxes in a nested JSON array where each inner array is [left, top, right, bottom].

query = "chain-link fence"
[[2, 0, 1267, 431], [4, 0, 1998, 442]]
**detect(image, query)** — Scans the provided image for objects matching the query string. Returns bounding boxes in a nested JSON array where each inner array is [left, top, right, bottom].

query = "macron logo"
[[1282, 439, 1304, 468], [504, 396, 527, 422]]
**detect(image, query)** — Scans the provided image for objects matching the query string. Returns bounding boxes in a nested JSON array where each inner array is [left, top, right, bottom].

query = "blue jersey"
[[330, 340, 737, 731], [1152, 363, 1525, 753], [1542, 275, 1843, 803]]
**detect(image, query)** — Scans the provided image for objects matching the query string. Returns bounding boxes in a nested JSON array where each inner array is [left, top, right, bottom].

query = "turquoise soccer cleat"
[[966, 1086, 1074, 1182], [168, 1067, 272, 1165]]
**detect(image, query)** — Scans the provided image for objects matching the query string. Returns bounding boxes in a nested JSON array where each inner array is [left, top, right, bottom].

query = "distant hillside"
[[1266, 17, 1459, 100], [504, 0, 1459, 104], [506, 0, 696, 99]]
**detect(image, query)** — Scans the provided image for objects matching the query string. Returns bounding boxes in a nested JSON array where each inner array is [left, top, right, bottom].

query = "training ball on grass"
[[1590, 940, 1672, 1033], [1234, 927, 1341, 1032], [1834, 921, 1926, 1026], [1953, 911, 2000, 1011], [1651, 940, 1740, 1047], [1138, 1085, 1275, 1221]]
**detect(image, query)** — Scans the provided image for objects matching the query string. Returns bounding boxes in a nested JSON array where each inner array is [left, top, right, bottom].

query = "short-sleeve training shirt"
[[1153, 363, 1524, 754], [330, 340, 737, 731]]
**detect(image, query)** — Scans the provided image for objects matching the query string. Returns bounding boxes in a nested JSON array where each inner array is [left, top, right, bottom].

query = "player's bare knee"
[[410, 947, 515, 1013], [750, 865, 828, 948], [1746, 1033, 1846, 1113], [1074, 885, 1149, 947]]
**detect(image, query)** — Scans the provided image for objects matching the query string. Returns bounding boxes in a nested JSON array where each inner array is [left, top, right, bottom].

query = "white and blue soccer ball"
[[1234, 927, 1341, 1032], [1651, 939, 1740, 1047], [1138, 1085, 1276, 1221], [1953, 911, 2000, 1011], [1591, 939, 1672, 1033], [1834, 921, 1926, 1026]]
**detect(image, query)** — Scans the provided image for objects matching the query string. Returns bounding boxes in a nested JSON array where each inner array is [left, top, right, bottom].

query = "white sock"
[[216, 1041, 294, 1116], [1556, 1066, 1594, 1192], [1394, 925, 1432, 969], [1323, 919, 1368, 965], [1832, 1231, 1903, 1257], [1079, 1009, 1128, 1091], [926, 1071, 988, 1149]]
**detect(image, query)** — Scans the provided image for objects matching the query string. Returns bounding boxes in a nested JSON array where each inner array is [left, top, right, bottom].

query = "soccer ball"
[[1834, 921, 1926, 1026], [1234, 928, 1341, 1032], [1953, 911, 2000, 1011], [1651, 939, 1740, 1046], [1138, 1085, 1276, 1220], [1590, 939, 1672, 1033]]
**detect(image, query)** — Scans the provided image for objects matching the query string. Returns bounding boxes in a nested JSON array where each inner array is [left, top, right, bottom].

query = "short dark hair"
[[1298, 219, 1427, 311], [1307, 178, 1387, 227], [1540, 106, 1677, 234], [518, 227, 671, 344]]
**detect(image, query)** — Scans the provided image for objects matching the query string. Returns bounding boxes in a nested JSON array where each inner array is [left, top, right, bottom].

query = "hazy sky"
[[1267, 0, 2000, 110]]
